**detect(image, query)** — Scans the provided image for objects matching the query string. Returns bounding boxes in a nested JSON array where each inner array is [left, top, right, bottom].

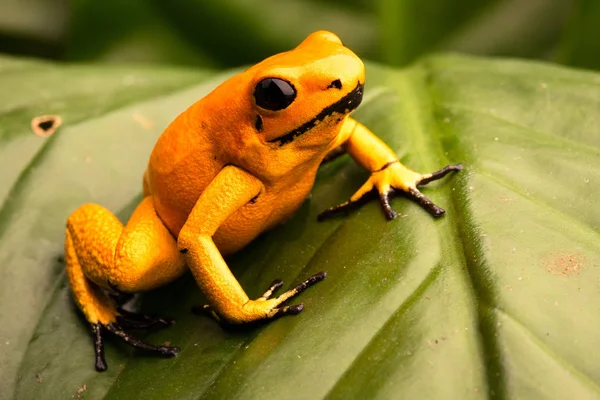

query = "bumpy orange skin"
[[146, 31, 364, 255], [65, 30, 447, 328]]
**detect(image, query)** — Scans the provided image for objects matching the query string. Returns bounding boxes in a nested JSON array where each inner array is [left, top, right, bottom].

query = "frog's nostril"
[[328, 79, 342, 90]]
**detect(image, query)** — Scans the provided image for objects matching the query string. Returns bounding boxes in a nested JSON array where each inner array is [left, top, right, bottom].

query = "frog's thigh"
[[65, 196, 185, 324]]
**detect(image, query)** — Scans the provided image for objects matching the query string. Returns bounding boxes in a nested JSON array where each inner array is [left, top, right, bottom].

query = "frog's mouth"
[[269, 81, 364, 146]]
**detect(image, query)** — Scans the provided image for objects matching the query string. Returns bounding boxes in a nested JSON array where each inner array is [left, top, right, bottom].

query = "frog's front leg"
[[178, 165, 326, 324], [319, 118, 462, 220], [65, 196, 187, 371]]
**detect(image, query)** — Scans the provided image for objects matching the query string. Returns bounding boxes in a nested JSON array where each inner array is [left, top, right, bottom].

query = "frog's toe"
[[400, 163, 463, 217], [261, 271, 327, 318], [90, 321, 180, 372], [319, 163, 463, 221], [105, 322, 180, 357], [417, 163, 463, 186], [191, 304, 223, 323], [402, 187, 446, 217], [272, 271, 327, 304], [377, 191, 397, 220], [271, 303, 304, 318], [116, 308, 175, 330], [286, 271, 327, 298], [258, 278, 285, 301], [317, 193, 374, 221], [194, 272, 326, 325], [91, 323, 109, 372]]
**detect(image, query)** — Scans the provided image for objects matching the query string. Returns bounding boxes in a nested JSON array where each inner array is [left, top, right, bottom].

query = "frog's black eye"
[[328, 79, 342, 89], [254, 78, 296, 111]]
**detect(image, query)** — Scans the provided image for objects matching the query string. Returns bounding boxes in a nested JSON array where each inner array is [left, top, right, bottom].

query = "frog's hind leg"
[[65, 196, 186, 371], [107, 282, 175, 329]]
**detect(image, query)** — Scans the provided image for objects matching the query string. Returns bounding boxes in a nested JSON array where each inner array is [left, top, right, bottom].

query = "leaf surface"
[[1, 54, 600, 400]]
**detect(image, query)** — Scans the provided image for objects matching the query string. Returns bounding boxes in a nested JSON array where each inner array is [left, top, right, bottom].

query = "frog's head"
[[247, 30, 365, 149], [193, 31, 365, 180]]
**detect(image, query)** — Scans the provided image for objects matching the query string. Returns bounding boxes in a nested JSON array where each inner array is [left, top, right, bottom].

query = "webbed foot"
[[193, 272, 327, 325], [318, 162, 463, 221], [116, 308, 175, 330], [90, 314, 179, 372]]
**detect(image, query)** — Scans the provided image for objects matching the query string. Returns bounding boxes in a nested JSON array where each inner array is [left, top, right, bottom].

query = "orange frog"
[[65, 31, 462, 371]]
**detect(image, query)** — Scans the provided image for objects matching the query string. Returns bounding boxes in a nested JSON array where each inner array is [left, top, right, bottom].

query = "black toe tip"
[[315, 271, 327, 281], [316, 212, 329, 222], [288, 304, 304, 315], [159, 346, 180, 358], [271, 279, 284, 288], [433, 208, 446, 217], [307, 271, 327, 286], [95, 359, 108, 372]]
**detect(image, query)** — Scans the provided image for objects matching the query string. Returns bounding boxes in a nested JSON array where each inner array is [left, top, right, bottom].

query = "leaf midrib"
[[426, 58, 600, 398], [411, 62, 497, 398], [323, 61, 492, 399]]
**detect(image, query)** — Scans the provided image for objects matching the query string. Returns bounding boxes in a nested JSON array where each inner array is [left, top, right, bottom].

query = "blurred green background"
[[0, 0, 598, 70]]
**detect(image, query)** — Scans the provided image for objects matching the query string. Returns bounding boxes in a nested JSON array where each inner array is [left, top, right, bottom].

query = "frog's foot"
[[116, 308, 175, 330], [193, 272, 327, 325], [318, 162, 463, 221], [91, 321, 180, 372], [107, 283, 175, 329]]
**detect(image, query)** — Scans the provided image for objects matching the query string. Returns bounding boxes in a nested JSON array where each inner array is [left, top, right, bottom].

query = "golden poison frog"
[[64, 31, 462, 371]]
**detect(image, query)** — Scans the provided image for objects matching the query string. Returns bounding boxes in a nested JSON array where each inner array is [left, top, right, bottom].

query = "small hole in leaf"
[[31, 115, 62, 137], [39, 120, 54, 131]]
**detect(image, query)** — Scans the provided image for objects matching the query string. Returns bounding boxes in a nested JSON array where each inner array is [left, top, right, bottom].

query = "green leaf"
[[3, 0, 592, 72], [66, 0, 376, 67], [379, 0, 575, 66], [0, 0, 67, 59], [65, 0, 217, 67], [2, 53, 600, 400], [557, 0, 600, 70]]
